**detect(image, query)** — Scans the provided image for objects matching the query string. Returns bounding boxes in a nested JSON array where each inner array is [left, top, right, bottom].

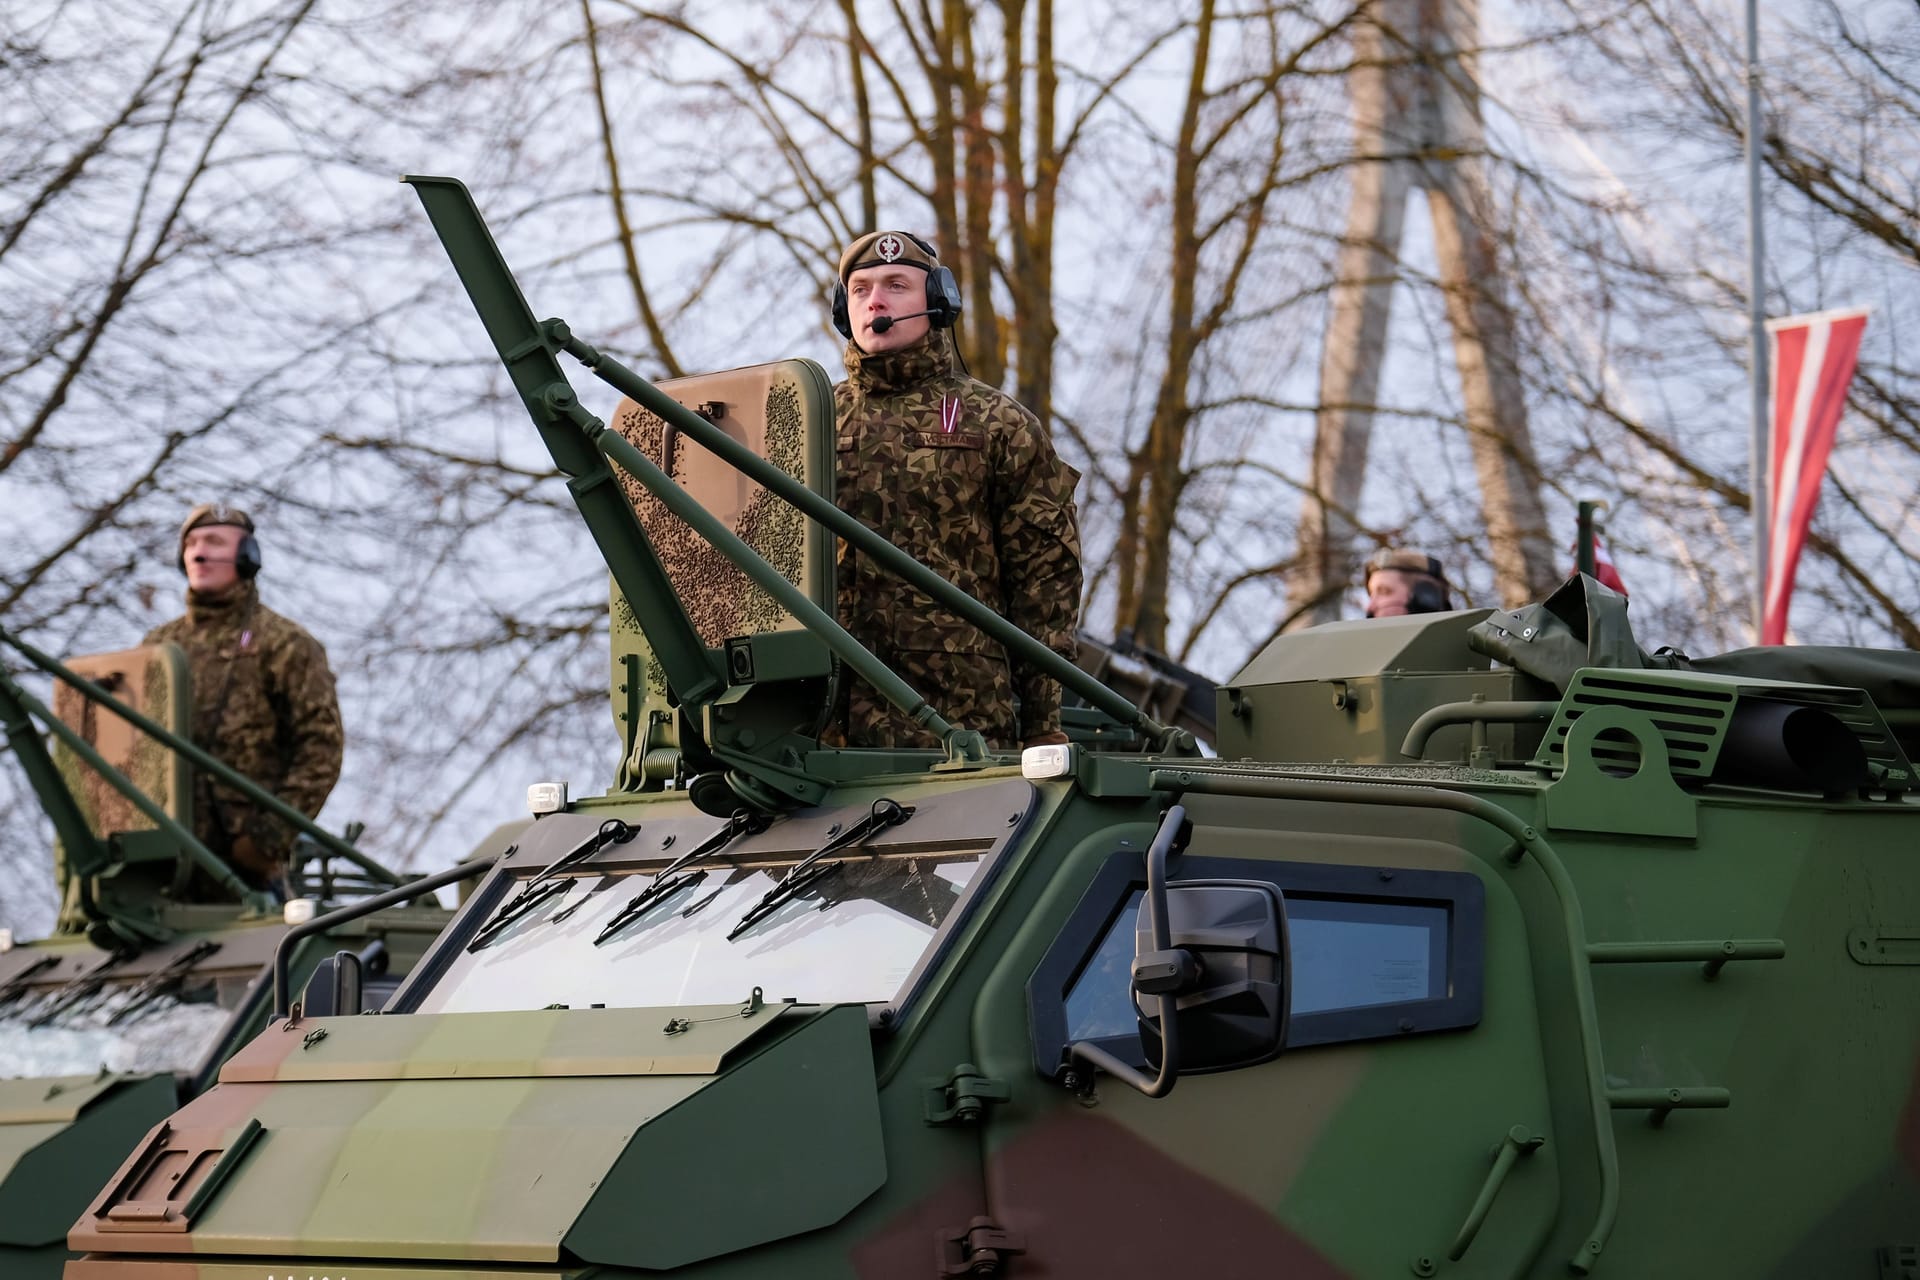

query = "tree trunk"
[[1426, 169, 1558, 604], [1125, 0, 1214, 651], [1289, 154, 1414, 629]]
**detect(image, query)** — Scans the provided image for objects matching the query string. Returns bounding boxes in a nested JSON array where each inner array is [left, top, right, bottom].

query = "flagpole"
[[1746, 0, 1769, 641]]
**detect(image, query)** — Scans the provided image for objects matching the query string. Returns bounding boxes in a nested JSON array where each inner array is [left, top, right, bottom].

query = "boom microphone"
[[870, 310, 933, 334]]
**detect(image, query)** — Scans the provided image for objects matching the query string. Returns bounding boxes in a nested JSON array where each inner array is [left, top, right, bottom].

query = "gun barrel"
[[404, 172, 1189, 760]]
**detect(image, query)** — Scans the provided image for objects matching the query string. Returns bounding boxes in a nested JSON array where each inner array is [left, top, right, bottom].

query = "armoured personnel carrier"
[[57, 178, 1920, 1279], [0, 636, 499, 1279]]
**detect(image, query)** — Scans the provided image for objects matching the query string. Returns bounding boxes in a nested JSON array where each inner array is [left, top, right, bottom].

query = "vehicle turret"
[[1216, 609, 1554, 766]]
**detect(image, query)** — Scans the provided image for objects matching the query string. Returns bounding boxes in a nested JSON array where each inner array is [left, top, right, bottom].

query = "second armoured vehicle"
[[0, 635, 503, 1280], [56, 178, 1920, 1279]]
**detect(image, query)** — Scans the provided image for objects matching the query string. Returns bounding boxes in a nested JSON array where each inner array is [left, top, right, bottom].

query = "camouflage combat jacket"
[[834, 331, 1083, 748], [143, 582, 342, 883]]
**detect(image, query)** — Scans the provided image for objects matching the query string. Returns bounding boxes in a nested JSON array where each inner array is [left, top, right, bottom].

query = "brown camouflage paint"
[[985, 1110, 1350, 1277], [70, 1006, 805, 1262], [612, 365, 820, 659], [52, 647, 187, 842]]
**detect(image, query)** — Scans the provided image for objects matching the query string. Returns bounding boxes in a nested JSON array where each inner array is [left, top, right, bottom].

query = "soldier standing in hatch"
[[144, 504, 343, 895], [1363, 547, 1455, 618], [830, 230, 1083, 750]]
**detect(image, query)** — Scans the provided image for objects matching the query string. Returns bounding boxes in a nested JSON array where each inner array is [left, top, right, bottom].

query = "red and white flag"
[[1589, 532, 1628, 596], [1762, 306, 1869, 645]]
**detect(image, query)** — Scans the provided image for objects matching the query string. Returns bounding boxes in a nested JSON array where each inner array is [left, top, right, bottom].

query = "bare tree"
[[6, 0, 1915, 938], [0, 1, 625, 929], [1513, 0, 1920, 650], [1288, 0, 1559, 629]]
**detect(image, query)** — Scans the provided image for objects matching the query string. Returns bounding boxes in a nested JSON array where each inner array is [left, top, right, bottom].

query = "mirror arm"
[[1066, 803, 1191, 1098]]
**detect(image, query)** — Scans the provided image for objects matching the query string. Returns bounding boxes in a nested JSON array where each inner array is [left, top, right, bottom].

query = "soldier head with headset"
[[177, 502, 262, 598], [832, 230, 963, 354], [1364, 547, 1452, 618]]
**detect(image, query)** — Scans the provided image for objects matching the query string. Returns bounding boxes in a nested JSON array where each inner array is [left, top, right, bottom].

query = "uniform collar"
[[845, 330, 955, 396], [183, 580, 258, 627]]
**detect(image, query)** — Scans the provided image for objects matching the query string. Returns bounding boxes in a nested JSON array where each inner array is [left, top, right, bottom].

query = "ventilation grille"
[[1536, 672, 1735, 777], [1534, 669, 1914, 789]]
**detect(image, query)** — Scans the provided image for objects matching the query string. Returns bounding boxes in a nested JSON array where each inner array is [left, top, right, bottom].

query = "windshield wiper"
[[107, 940, 223, 1026], [596, 809, 773, 947], [26, 951, 125, 1027], [728, 798, 913, 941], [466, 820, 636, 951], [0, 955, 59, 1014]]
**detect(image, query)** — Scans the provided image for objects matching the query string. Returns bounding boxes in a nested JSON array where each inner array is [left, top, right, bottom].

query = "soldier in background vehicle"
[[829, 229, 1083, 749], [1364, 547, 1454, 617], [143, 504, 342, 894]]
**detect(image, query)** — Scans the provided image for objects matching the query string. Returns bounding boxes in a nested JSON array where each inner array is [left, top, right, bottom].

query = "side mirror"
[[299, 949, 363, 1018], [1135, 879, 1287, 1075], [1066, 803, 1289, 1098]]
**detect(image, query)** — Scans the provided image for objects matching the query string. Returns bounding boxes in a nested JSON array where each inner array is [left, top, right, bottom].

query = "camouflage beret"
[[838, 230, 939, 283], [1364, 547, 1447, 586]]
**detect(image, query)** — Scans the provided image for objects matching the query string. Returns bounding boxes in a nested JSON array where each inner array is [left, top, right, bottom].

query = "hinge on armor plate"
[[1880, 1244, 1920, 1280], [938, 1216, 1024, 1276], [924, 1062, 1010, 1125]]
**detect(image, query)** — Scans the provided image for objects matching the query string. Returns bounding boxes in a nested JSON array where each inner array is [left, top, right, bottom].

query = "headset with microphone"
[[869, 311, 933, 334], [831, 231, 963, 341], [177, 505, 263, 580]]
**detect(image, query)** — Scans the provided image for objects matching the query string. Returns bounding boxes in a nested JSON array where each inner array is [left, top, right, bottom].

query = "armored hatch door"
[[50, 644, 192, 918], [607, 359, 835, 785]]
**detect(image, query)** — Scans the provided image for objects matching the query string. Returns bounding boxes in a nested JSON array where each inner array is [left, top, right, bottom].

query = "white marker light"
[[527, 781, 569, 816], [1021, 743, 1075, 781], [283, 898, 318, 926], [0, 928, 12, 953]]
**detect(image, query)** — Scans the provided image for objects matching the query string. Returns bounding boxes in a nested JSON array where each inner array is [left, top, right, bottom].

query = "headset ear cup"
[[831, 282, 852, 340], [926, 266, 962, 329], [1408, 578, 1450, 614], [236, 535, 262, 579]]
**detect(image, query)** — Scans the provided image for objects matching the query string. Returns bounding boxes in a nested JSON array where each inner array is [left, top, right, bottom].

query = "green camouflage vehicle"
[[58, 178, 1920, 1279], [0, 637, 499, 1280]]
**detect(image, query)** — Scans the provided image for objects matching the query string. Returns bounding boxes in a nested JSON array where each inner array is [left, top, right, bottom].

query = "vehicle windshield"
[[414, 844, 989, 1014], [0, 976, 240, 1076]]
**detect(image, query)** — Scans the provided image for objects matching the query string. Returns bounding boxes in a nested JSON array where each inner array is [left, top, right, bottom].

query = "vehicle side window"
[[1062, 888, 1145, 1041], [1029, 853, 1484, 1081]]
